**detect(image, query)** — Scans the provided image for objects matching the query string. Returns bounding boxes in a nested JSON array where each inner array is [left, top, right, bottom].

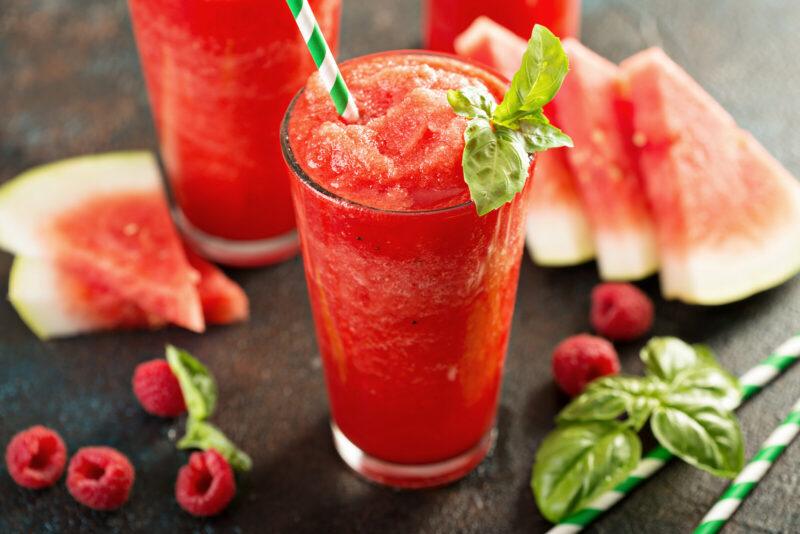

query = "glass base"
[[174, 208, 300, 267], [331, 423, 496, 489]]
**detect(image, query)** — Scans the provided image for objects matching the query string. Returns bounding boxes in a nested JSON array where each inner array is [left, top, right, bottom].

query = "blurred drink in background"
[[128, 0, 341, 266]]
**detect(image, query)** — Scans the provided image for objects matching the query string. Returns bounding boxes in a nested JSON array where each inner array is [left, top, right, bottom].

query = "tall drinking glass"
[[127, 0, 341, 266], [281, 51, 533, 488], [424, 0, 581, 53]]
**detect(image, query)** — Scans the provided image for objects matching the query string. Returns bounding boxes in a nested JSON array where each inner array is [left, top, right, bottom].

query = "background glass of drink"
[[127, 0, 341, 266], [282, 52, 533, 488], [424, 0, 581, 52]]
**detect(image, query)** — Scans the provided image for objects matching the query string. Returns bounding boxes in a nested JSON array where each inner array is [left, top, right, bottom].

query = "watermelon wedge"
[[454, 18, 594, 266], [0, 152, 204, 333], [555, 39, 659, 281], [453, 16, 527, 81], [621, 48, 800, 304], [526, 146, 595, 265]]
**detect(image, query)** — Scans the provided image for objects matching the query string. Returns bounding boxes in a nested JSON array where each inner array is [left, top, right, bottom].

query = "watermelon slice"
[[0, 152, 204, 332], [454, 18, 594, 266], [621, 48, 800, 304], [555, 39, 659, 281], [526, 146, 595, 265], [453, 16, 527, 80]]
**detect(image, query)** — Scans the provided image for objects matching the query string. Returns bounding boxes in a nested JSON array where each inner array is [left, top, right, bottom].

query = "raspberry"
[[5, 426, 67, 489], [132, 359, 186, 417], [591, 283, 654, 341], [552, 334, 620, 396], [67, 446, 135, 510], [175, 449, 236, 517]]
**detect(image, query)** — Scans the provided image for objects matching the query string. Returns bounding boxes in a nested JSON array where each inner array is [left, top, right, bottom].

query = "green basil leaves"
[[448, 25, 573, 216], [532, 337, 744, 522]]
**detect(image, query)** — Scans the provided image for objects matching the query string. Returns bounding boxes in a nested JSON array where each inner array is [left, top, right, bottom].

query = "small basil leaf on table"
[[532, 421, 641, 522], [166, 345, 217, 421], [650, 401, 744, 478], [641, 337, 724, 382], [557, 375, 664, 430], [447, 86, 497, 120], [178, 418, 253, 472], [462, 118, 530, 216], [668, 365, 741, 411]]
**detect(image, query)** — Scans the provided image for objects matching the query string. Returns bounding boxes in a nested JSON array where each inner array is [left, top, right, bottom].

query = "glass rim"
[[279, 50, 511, 216]]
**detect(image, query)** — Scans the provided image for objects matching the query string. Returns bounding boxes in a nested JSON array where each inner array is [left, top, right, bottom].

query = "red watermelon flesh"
[[621, 48, 800, 303], [453, 16, 527, 80], [555, 38, 658, 280], [184, 246, 249, 325], [47, 191, 205, 332]]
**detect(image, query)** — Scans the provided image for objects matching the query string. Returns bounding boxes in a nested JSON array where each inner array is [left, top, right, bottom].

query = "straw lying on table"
[[286, 0, 359, 122], [547, 333, 800, 534], [693, 396, 800, 534]]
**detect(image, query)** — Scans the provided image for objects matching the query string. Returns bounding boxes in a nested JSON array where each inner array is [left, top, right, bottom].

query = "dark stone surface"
[[2, 0, 800, 532]]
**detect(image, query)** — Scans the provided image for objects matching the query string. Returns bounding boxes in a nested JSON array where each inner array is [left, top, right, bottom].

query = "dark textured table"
[[2, 1, 800, 532]]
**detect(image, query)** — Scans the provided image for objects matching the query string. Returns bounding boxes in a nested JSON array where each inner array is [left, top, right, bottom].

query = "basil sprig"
[[448, 25, 573, 215], [167, 345, 252, 472], [532, 337, 744, 523]]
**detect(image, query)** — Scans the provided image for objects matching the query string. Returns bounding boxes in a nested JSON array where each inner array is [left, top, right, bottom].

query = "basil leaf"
[[178, 418, 252, 472], [557, 375, 664, 430], [668, 365, 741, 411], [166, 345, 217, 421], [494, 25, 569, 128], [532, 421, 641, 522], [447, 86, 496, 120], [651, 402, 744, 478], [641, 337, 716, 382], [462, 118, 530, 215], [518, 112, 574, 152]]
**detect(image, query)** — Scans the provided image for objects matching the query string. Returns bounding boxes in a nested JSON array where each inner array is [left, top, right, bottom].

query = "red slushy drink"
[[128, 0, 340, 266], [282, 52, 533, 487], [424, 0, 580, 53]]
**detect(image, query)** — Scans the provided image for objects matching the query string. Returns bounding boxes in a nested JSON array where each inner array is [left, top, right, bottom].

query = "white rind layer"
[[660, 209, 800, 305], [8, 256, 92, 339], [0, 151, 160, 257], [594, 226, 659, 281], [525, 206, 595, 266]]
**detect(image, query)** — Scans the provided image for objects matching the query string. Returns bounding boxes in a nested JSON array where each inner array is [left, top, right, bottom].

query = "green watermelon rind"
[[0, 151, 160, 257]]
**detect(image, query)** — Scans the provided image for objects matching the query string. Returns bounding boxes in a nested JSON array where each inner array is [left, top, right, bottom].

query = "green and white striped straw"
[[547, 333, 800, 534], [286, 0, 359, 122], [694, 396, 800, 534]]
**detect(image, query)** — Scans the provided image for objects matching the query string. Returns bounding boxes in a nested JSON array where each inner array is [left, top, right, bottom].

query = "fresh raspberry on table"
[[132, 359, 186, 417], [66, 446, 135, 510], [552, 334, 620, 396], [590, 282, 654, 342], [5, 425, 67, 489], [175, 449, 236, 517]]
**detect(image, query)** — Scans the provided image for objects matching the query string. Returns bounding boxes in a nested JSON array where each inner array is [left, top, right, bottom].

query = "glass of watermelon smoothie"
[[281, 51, 533, 488], [424, 0, 581, 53], [127, 0, 341, 266]]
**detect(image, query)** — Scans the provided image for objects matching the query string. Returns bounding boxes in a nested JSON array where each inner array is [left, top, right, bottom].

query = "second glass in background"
[[424, 0, 581, 52]]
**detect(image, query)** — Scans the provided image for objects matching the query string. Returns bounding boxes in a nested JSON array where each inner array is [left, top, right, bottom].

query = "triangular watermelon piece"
[[621, 48, 800, 304], [0, 152, 204, 332], [526, 146, 595, 265], [555, 39, 659, 280], [453, 18, 594, 266]]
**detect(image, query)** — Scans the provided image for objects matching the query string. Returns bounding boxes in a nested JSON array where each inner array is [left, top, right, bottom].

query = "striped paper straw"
[[694, 396, 800, 534], [286, 0, 359, 122], [547, 333, 800, 534]]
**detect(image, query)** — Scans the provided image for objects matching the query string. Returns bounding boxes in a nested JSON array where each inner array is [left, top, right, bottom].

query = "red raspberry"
[[67, 446, 135, 510], [132, 359, 186, 417], [591, 283, 654, 341], [5, 426, 67, 489], [552, 334, 620, 396], [175, 449, 236, 517]]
